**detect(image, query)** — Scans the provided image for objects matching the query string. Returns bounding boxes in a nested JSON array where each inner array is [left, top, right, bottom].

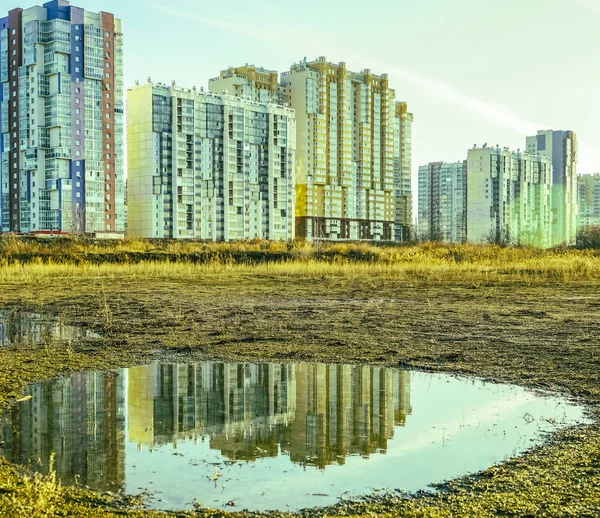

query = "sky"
[[52, 0, 600, 184]]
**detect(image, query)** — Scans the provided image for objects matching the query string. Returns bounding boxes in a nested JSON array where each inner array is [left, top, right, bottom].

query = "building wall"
[[280, 57, 398, 241], [209, 65, 279, 104], [0, 0, 124, 235], [394, 102, 413, 241], [526, 130, 578, 246], [578, 173, 600, 229], [418, 161, 466, 243], [466, 147, 553, 247], [127, 82, 296, 241]]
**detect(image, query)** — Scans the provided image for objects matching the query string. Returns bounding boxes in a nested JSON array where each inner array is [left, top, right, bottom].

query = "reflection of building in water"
[[128, 363, 296, 460], [0, 371, 126, 490], [0, 311, 98, 346], [128, 362, 411, 469], [285, 365, 411, 468]]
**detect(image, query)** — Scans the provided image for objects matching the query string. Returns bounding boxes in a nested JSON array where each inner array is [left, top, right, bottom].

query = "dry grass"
[[0, 239, 599, 517]]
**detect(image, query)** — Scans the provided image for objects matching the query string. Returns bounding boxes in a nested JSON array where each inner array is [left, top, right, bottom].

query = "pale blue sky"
[[63, 0, 599, 178]]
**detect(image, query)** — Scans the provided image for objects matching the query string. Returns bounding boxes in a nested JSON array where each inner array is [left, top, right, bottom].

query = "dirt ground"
[[1, 264, 599, 517]]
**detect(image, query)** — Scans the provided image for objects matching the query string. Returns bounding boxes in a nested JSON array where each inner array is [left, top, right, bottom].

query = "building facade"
[[280, 58, 398, 241], [578, 173, 600, 230], [0, 0, 124, 235], [127, 81, 296, 240], [526, 130, 578, 246], [418, 161, 466, 243], [466, 146, 553, 247], [209, 64, 280, 104]]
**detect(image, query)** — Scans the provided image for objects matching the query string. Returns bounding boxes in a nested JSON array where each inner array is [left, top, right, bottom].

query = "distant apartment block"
[[526, 130, 578, 246], [466, 146, 553, 247], [578, 173, 600, 230], [1, 1, 124, 235], [127, 81, 296, 240], [418, 161, 466, 243]]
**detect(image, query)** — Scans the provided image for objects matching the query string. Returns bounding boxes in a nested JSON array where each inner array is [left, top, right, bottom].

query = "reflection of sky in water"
[[0, 311, 100, 346], [0, 362, 589, 513]]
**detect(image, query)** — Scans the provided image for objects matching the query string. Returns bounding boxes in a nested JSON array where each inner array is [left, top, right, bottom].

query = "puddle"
[[0, 310, 100, 346], [0, 361, 589, 512]]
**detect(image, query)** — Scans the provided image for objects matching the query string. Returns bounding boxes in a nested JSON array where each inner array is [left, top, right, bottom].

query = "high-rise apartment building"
[[466, 146, 553, 247], [211, 58, 414, 242], [526, 130, 578, 246], [578, 173, 600, 230], [418, 161, 466, 243], [0, 1, 124, 235], [127, 81, 296, 240]]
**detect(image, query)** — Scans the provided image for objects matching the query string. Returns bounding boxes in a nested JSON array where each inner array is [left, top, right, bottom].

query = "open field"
[[0, 239, 599, 517]]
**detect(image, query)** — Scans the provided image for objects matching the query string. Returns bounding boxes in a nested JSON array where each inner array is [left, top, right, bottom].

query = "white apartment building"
[[127, 81, 296, 241], [418, 161, 466, 243], [1, 1, 124, 235], [526, 130, 578, 246], [466, 146, 553, 247]]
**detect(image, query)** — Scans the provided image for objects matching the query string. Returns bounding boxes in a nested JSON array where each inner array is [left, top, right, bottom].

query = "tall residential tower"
[[578, 173, 600, 230], [526, 130, 578, 246], [418, 161, 466, 243], [1, 1, 124, 235]]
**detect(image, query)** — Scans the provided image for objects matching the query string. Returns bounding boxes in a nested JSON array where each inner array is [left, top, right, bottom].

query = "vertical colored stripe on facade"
[[8, 8, 22, 232], [102, 12, 116, 230], [70, 6, 85, 232]]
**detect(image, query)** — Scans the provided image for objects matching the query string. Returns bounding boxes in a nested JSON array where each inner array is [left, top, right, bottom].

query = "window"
[[105, 72, 110, 79], [75, 108, 80, 115], [105, 31, 110, 37], [105, 62, 110, 68]]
